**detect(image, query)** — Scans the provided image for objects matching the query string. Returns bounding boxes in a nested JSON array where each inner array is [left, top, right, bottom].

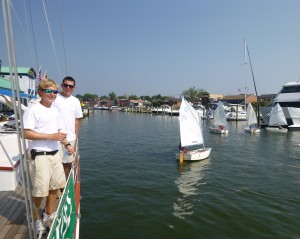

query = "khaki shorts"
[[29, 151, 66, 197], [59, 141, 75, 164]]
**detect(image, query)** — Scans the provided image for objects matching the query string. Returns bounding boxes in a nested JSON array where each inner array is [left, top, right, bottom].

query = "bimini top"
[[0, 66, 36, 79], [0, 77, 36, 99]]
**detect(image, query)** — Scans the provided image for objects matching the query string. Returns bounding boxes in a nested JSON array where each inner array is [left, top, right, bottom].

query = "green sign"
[[48, 171, 77, 239]]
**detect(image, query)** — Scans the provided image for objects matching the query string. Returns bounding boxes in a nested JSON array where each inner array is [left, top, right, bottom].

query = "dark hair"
[[62, 76, 76, 86]]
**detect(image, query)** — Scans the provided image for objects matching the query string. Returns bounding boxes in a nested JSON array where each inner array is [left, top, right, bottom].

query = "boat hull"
[[209, 127, 228, 134], [265, 127, 288, 133], [244, 127, 260, 133], [176, 148, 212, 161]]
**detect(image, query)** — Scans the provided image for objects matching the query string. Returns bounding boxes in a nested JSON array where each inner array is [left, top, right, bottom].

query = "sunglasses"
[[43, 89, 59, 94], [63, 83, 75, 89]]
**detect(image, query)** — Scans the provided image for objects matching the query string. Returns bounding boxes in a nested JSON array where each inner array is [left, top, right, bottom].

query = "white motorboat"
[[209, 102, 228, 134], [176, 97, 211, 162], [260, 81, 300, 130], [225, 104, 247, 121]]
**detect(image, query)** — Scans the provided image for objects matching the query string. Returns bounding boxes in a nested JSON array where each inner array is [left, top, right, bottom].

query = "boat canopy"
[[0, 66, 37, 79]]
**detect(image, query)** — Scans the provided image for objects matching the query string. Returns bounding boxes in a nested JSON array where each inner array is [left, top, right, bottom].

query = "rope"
[[58, 0, 68, 75], [9, 1, 35, 67], [26, 0, 40, 71], [41, 0, 62, 80]]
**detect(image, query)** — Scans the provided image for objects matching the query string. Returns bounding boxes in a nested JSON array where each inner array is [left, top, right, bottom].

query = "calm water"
[[79, 111, 300, 239]]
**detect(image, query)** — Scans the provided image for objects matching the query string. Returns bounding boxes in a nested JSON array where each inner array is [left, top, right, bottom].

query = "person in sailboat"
[[53, 76, 83, 178], [23, 79, 74, 235], [178, 142, 189, 153]]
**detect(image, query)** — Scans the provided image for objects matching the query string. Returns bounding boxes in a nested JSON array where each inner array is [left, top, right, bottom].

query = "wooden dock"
[[0, 185, 61, 239], [0, 185, 29, 239]]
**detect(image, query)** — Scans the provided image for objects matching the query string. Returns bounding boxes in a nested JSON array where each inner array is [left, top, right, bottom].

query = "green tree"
[[128, 94, 139, 100], [75, 94, 83, 101], [182, 86, 208, 102], [100, 95, 108, 100], [140, 95, 152, 101], [108, 91, 117, 100]]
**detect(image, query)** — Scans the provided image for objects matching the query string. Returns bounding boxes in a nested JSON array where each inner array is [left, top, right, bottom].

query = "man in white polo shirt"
[[53, 76, 83, 177]]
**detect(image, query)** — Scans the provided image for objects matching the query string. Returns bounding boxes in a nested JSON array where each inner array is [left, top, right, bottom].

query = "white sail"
[[246, 103, 257, 126], [269, 103, 287, 126], [179, 97, 203, 147], [212, 102, 227, 127]]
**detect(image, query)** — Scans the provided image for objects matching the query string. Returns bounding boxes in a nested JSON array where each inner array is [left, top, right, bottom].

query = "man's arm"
[[24, 129, 66, 141]]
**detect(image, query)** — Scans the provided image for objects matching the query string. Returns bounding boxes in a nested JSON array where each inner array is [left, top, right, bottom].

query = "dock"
[[0, 185, 30, 239]]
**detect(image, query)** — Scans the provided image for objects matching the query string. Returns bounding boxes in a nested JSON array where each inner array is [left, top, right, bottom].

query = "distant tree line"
[[75, 86, 209, 106]]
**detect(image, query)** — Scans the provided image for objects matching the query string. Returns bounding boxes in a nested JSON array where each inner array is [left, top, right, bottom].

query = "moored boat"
[[261, 81, 300, 130]]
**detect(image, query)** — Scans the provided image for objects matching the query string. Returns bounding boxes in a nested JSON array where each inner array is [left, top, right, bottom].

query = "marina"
[[1, 1, 300, 239], [79, 110, 300, 239]]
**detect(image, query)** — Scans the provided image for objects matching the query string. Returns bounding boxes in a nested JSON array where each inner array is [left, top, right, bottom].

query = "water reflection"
[[173, 159, 210, 219]]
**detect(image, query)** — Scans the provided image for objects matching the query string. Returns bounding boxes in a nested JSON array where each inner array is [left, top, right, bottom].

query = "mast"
[[246, 40, 260, 126], [244, 39, 247, 111], [2, 0, 36, 238]]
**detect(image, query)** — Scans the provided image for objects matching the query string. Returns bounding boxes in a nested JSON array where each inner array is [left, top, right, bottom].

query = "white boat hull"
[[176, 148, 212, 161], [209, 127, 228, 134], [244, 127, 260, 133], [265, 127, 288, 133]]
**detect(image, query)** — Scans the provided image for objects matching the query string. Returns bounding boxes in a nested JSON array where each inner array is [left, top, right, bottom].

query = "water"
[[79, 111, 300, 239]]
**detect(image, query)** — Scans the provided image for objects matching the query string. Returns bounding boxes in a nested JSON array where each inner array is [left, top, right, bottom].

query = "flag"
[[43, 71, 48, 80], [37, 67, 42, 81]]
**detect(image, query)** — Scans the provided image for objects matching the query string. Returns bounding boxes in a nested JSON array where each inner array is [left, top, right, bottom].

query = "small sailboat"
[[266, 103, 288, 133], [244, 103, 260, 133], [209, 102, 228, 134], [176, 97, 211, 161]]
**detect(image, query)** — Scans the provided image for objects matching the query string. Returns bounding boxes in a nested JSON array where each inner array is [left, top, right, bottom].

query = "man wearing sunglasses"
[[53, 76, 83, 177], [23, 79, 73, 235]]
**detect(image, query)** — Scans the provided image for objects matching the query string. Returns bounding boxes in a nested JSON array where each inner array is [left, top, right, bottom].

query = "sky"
[[1, 0, 300, 98]]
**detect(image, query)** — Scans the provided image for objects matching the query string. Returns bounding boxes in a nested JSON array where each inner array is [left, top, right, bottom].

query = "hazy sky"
[[1, 0, 300, 97]]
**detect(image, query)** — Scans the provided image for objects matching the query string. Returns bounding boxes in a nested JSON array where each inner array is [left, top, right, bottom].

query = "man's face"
[[61, 80, 75, 97]]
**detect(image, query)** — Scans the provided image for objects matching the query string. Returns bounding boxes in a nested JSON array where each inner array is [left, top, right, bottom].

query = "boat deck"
[[0, 184, 29, 239], [0, 184, 60, 239]]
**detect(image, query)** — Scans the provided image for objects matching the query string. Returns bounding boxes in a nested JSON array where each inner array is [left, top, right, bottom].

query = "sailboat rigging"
[[245, 39, 260, 126]]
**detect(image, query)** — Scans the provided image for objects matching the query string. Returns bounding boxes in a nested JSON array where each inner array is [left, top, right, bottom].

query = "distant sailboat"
[[209, 102, 228, 134], [176, 97, 211, 161], [244, 103, 260, 133], [266, 103, 288, 133]]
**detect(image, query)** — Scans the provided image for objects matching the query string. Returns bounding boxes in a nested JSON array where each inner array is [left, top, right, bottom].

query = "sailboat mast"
[[2, 0, 36, 238], [246, 41, 260, 126], [244, 39, 247, 110]]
